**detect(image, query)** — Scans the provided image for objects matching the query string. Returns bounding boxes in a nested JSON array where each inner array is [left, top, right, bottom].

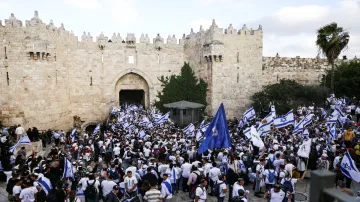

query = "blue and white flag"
[[200, 122, 210, 132], [237, 117, 245, 129], [155, 112, 170, 125], [70, 128, 76, 142], [199, 120, 205, 129], [340, 151, 360, 183], [321, 108, 327, 117], [274, 110, 295, 129], [302, 114, 314, 128], [293, 114, 314, 134], [37, 177, 52, 195], [93, 124, 100, 136], [152, 113, 163, 120], [250, 126, 264, 149], [183, 123, 195, 135], [198, 104, 231, 154], [257, 121, 272, 137], [326, 115, 338, 125], [9, 135, 31, 153], [335, 107, 345, 117], [138, 130, 146, 139], [62, 158, 75, 180], [302, 129, 309, 137], [329, 124, 336, 140], [243, 107, 256, 123], [243, 127, 251, 139]]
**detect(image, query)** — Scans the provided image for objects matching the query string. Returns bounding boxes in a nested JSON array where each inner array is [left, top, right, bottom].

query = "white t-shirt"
[[13, 185, 22, 196], [124, 176, 138, 191], [101, 180, 117, 197], [285, 164, 295, 177], [194, 186, 207, 202], [256, 164, 264, 178], [263, 169, 277, 184], [269, 188, 286, 202], [181, 163, 193, 178], [209, 167, 221, 182], [160, 179, 172, 199], [113, 147, 121, 156], [273, 159, 284, 173], [143, 148, 151, 157], [19, 186, 38, 202], [78, 177, 89, 191], [217, 180, 227, 197]]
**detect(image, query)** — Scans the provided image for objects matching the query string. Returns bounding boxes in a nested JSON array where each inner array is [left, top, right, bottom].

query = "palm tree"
[[316, 23, 350, 93]]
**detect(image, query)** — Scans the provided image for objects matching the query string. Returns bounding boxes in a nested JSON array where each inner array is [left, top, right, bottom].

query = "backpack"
[[192, 172, 204, 185], [282, 178, 293, 194], [212, 182, 224, 197], [84, 181, 98, 199], [189, 186, 202, 199], [268, 170, 275, 183]]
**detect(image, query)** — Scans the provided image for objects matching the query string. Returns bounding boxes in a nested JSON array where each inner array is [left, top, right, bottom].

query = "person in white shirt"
[[272, 153, 284, 173], [284, 159, 295, 178], [280, 173, 299, 202], [165, 163, 178, 194], [264, 184, 287, 202], [124, 171, 138, 198], [254, 158, 265, 197], [195, 179, 207, 202], [209, 162, 221, 193], [216, 174, 227, 202], [100, 176, 117, 199], [18, 180, 37, 202], [15, 124, 25, 141], [78, 173, 90, 191], [181, 160, 192, 192], [263, 164, 276, 191], [161, 174, 173, 201], [113, 145, 121, 157], [82, 174, 100, 202], [143, 146, 151, 158], [232, 178, 249, 198]]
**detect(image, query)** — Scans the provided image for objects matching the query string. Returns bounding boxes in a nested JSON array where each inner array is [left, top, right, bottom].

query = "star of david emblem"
[[212, 127, 218, 136], [342, 163, 352, 171], [281, 118, 287, 122]]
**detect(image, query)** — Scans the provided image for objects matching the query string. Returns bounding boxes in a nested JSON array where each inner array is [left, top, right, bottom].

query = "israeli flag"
[[37, 177, 52, 195], [257, 121, 272, 137], [326, 115, 338, 125], [155, 112, 170, 125], [237, 117, 245, 129], [321, 108, 327, 117], [243, 107, 256, 122], [70, 128, 76, 142], [243, 127, 251, 139], [262, 112, 274, 124], [335, 107, 345, 117], [340, 151, 360, 183], [9, 135, 31, 153], [302, 114, 314, 128], [302, 129, 309, 137], [76, 187, 85, 198], [183, 123, 195, 135], [274, 110, 295, 129], [329, 124, 336, 140], [93, 124, 100, 136], [200, 123, 210, 132], [138, 130, 146, 139], [152, 113, 163, 120], [147, 122, 153, 129], [62, 158, 75, 180], [199, 120, 205, 129]]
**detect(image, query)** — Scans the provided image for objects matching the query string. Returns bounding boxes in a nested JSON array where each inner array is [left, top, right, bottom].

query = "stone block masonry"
[[0, 10, 342, 131]]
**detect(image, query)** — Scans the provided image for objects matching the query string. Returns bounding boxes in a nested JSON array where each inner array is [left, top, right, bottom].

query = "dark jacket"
[[106, 192, 120, 202]]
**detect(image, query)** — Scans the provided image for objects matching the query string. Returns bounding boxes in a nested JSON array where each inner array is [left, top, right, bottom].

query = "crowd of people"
[[0, 95, 360, 202]]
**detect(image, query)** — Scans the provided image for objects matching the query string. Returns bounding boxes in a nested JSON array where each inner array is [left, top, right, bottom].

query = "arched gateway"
[[114, 72, 150, 108]]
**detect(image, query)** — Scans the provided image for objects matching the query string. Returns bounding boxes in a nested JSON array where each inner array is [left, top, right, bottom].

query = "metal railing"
[[310, 170, 360, 202]]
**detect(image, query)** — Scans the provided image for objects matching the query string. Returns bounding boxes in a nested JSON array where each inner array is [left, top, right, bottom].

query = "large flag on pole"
[[62, 158, 75, 180], [250, 126, 265, 149], [257, 121, 272, 137], [198, 104, 231, 154], [297, 139, 312, 158], [274, 110, 295, 129], [340, 151, 360, 183], [9, 135, 31, 153], [155, 112, 170, 125], [243, 107, 256, 123], [93, 124, 100, 136], [70, 128, 76, 142], [183, 123, 195, 135]]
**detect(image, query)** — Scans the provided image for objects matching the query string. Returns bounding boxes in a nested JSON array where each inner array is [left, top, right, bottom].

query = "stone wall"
[[0, 11, 340, 130]]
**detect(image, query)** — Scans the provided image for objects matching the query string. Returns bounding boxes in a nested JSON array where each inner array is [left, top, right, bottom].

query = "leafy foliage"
[[322, 60, 360, 98], [154, 62, 208, 112], [251, 79, 329, 115], [316, 22, 350, 91]]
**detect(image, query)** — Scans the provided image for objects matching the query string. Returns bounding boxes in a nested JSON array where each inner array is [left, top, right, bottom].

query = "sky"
[[0, 0, 359, 58]]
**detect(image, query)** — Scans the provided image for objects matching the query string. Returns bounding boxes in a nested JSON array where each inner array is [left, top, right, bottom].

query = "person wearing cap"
[[161, 173, 173, 201], [105, 185, 120, 202], [263, 184, 286, 202]]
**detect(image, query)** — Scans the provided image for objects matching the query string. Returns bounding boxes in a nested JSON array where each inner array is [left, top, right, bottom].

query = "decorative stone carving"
[[5, 13, 22, 27], [167, 35, 177, 45], [46, 20, 57, 31], [154, 34, 164, 50]]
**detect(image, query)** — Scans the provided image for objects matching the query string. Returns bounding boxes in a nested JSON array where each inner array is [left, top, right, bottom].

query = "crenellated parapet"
[[5, 13, 23, 28]]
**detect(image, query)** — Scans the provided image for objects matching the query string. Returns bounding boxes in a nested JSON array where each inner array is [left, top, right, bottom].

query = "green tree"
[[322, 60, 360, 98], [251, 79, 329, 115], [316, 23, 350, 92], [155, 62, 208, 112]]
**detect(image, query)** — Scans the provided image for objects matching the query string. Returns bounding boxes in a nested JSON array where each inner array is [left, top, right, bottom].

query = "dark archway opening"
[[120, 90, 145, 106], [85, 124, 97, 134]]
